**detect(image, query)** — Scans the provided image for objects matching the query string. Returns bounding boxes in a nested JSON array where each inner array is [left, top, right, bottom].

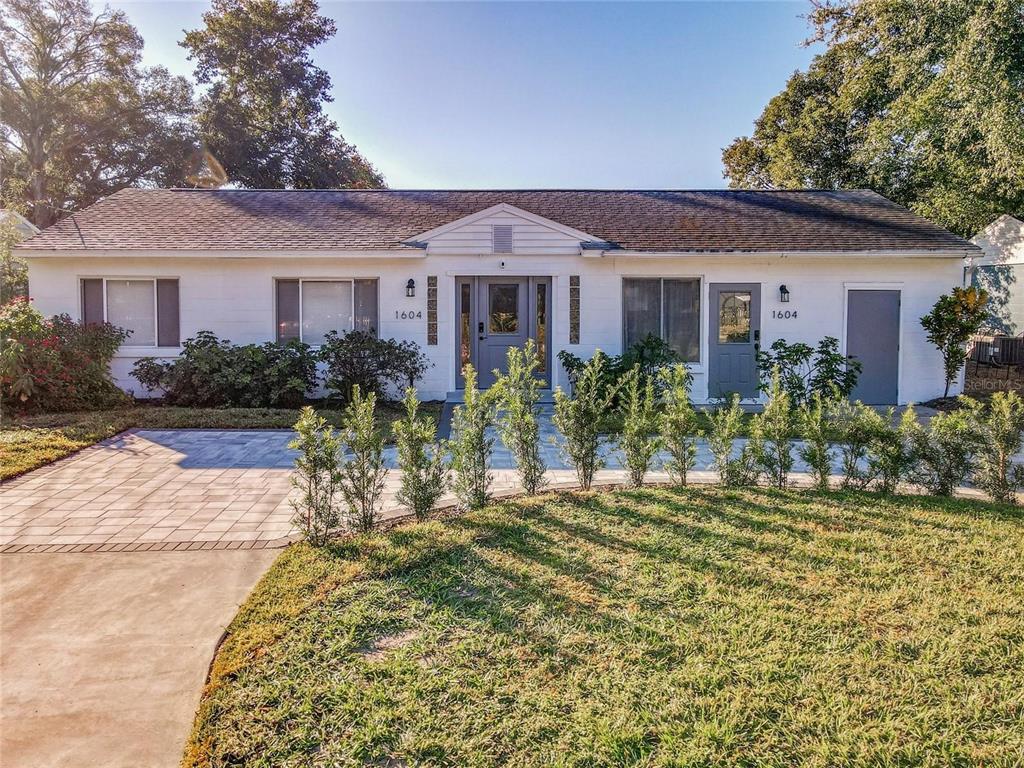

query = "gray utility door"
[[456, 277, 552, 389], [708, 283, 761, 399], [847, 289, 900, 404]]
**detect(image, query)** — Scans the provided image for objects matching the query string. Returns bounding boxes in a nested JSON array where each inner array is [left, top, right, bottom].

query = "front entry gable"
[[405, 202, 609, 256]]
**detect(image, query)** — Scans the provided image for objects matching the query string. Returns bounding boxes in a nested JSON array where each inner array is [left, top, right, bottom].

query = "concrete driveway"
[[1, 548, 276, 768]]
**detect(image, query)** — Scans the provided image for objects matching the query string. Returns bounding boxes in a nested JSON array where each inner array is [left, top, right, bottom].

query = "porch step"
[[445, 390, 556, 404]]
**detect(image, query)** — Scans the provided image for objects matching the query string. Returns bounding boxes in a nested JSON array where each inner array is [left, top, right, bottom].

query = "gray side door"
[[847, 289, 900, 404], [708, 283, 761, 399], [477, 277, 530, 388]]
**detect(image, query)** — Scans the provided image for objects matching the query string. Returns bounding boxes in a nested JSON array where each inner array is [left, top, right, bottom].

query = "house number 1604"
[[395, 310, 423, 320], [772, 310, 798, 319]]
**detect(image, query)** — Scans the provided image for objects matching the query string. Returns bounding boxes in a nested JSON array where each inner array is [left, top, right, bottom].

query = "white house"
[[17, 188, 978, 404], [968, 214, 1024, 335]]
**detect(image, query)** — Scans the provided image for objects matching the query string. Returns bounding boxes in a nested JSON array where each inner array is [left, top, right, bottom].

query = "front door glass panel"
[[489, 284, 519, 334], [718, 291, 752, 343]]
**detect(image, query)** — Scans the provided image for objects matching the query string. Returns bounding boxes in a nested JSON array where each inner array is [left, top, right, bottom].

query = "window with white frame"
[[80, 277, 180, 347], [622, 277, 700, 362], [276, 279, 378, 345]]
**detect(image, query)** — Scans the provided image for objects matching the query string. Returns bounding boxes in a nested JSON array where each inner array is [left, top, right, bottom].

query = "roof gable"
[[407, 203, 606, 255]]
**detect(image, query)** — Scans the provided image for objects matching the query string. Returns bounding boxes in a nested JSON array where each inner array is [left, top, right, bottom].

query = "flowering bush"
[[0, 297, 128, 412]]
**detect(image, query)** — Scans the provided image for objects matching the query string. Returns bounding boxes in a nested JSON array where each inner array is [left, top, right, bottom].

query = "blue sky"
[[110, 1, 821, 188]]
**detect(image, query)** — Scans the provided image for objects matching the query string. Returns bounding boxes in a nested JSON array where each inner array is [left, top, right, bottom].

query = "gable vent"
[[492, 224, 514, 253]]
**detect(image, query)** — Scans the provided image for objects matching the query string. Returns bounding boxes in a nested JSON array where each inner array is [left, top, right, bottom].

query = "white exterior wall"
[[27, 250, 963, 404]]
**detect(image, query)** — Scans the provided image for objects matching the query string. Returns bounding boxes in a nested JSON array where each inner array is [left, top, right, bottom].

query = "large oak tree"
[[181, 0, 384, 189], [722, 0, 1024, 237], [0, 0, 198, 227]]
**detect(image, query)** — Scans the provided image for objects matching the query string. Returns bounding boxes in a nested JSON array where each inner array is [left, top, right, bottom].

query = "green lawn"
[[0, 401, 441, 481], [184, 487, 1024, 767]]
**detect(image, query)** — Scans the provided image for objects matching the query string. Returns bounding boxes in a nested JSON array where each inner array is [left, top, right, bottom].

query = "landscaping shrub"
[[970, 392, 1024, 503], [320, 330, 430, 403], [393, 387, 448, 520], [658, 363, 701, 486], [750, 368, 796, 489], [831, 398, 879, 490], [553, 350, 620, 490], [708, 394, 759, 487], [920, 286, 989, 398], [867, 407, 922, 495], [449, 364, 497, 510], [557, 333, 677, 402], [798, 393, 837, 491], [755, 336, 860, 406], [911, 406, 982, 496], [493, 340, 547, 495], [132, 331, 317, 408], [337, 386, 388, 532], [0, 297, 129, 412], [288, 407, 342, 546], [618, 367, 660, 488]]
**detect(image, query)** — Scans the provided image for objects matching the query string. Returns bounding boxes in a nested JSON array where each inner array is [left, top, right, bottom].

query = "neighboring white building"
[[0, 209, 40, 239], [968, 214, 1024, 335], [17, 188, 978, 404]]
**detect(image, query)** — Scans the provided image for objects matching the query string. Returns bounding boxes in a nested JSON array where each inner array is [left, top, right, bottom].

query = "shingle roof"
[[19, 188, 976, 253]]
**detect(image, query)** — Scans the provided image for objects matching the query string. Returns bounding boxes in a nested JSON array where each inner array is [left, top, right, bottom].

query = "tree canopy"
[[722, 0, 1024, 237], [181, 0, 384, 190], [0, 0, 198, 227]]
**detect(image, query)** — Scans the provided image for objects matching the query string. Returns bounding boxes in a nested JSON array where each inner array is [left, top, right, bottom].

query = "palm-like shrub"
[[552, 350, 620, 490], [618, 367, 660, 488], [493, 340, 547, 496], [970, 392, 1024, 503], [750, 368, 796, 489], [337, 386, 388, 532], [449, 364, 497, 509], [708, 394, 759, 487], [658, 364, 701, 486], [798, 393, 837, 491], [289, 407, 342, 546], [393, 387, 448, 520]]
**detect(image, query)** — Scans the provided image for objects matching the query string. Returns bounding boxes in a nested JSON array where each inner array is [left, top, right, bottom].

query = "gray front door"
[[708, 283, 761, 399], [477, 278, 529, 387], [847, 289, 900, 404]]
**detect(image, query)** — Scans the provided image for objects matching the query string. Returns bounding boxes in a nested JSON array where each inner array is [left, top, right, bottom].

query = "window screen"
[[623, 277, 700, 362], [301, 281, 352, 346], [106, 280, 155, 346]]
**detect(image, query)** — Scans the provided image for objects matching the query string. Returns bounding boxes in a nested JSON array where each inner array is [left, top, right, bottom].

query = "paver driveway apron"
[[1, 429, 298, 553]]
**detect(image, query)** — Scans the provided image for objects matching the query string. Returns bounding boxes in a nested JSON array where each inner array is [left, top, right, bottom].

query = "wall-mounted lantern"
[[406, 278, 416, 298], [779, 284, 790, 303]]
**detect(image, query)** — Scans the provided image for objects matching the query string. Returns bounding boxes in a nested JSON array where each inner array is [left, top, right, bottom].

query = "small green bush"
[[750, 368, 796, 489], [493, 340, 547, 496], [288, 406, 342, 546], [557, 333, 678, 403], [708, 394, 759, 487], [970, 392, 1024, 503], [658, 364, 701, 486], [618, 367, 660, 488], [320, 330, 430, 403], [911, 406, 982, 496], [393, 388, 448, 520], [755, 336, 860, 406], [337, 386, 388, 533], [867, 407, 922, 495], [132, 331, 317, 408], [1, 297, 129, 412], [553, 350, 620, 490], [831, 399, 879, 490], [798, 393, 837, 491], [449, 364, 497, 510]]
